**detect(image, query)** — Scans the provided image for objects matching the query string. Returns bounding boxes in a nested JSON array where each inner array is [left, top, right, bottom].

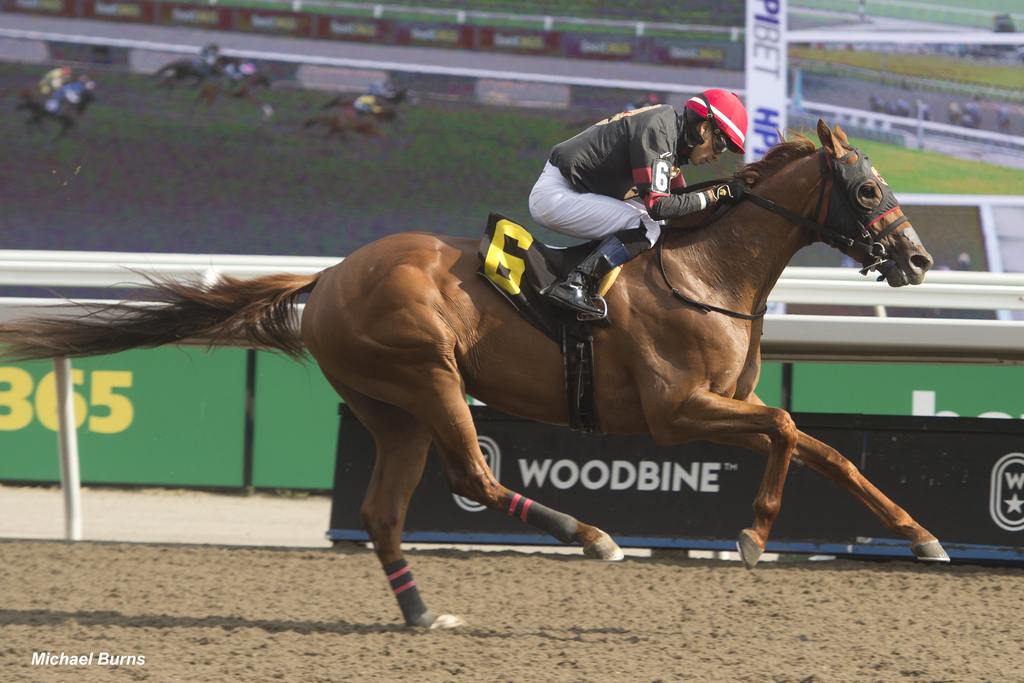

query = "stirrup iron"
[[576, 297, 608, 321]]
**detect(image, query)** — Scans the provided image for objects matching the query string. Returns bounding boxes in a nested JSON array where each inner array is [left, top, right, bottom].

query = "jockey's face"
[[688, 121, 722, 166]]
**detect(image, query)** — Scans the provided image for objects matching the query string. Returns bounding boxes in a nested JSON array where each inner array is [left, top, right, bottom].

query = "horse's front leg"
[[792, 430, 948, 562], [55, 116, 73, 139], [685, 392, 949, 565], [644, 388, 799, 569]]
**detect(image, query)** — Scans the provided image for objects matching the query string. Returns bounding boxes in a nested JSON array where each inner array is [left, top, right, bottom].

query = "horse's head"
[[815, 120, 933, 286]]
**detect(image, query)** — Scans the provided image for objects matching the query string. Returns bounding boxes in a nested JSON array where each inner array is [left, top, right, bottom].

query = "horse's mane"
[[733, 135, 817, 187]]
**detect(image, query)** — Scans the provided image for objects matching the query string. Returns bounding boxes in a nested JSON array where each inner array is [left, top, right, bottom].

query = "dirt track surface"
[[1, 541, 1022, 682]]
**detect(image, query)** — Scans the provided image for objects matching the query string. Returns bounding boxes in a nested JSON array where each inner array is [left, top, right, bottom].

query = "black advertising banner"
[[329, 407, 1024, 562]]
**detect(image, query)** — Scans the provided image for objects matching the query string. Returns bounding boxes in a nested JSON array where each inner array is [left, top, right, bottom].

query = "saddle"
[[477, 213, 621, 432]]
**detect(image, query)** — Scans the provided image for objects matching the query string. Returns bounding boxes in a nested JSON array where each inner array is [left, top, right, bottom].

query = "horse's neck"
[[659, 155, 820, 314]]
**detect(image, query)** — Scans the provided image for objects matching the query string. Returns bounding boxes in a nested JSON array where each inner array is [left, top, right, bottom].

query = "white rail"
[[0, 27, 718, 95], [798, 101, 1024, 152], [787, 30, 1024, 44], [2, 297, 1021, 362], [2, 249, 1022, 311], [251, 0, 739, 38]]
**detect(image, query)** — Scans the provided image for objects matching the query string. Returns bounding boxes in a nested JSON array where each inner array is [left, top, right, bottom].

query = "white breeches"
[[529, 162, 661, 246]]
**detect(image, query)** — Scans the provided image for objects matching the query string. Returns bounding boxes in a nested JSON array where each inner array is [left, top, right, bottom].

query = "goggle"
[[710, 128, 729, 154]]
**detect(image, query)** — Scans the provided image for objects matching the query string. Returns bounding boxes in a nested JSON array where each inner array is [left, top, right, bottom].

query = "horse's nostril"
[[910, 253, 933, 272]]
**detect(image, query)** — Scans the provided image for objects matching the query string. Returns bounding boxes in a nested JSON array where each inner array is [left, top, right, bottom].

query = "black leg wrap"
[[505, 493, 578, 544], [383, 559, 433, 627]]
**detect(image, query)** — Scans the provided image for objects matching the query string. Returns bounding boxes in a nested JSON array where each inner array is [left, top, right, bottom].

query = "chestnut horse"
[[0, 121, 946, 630]]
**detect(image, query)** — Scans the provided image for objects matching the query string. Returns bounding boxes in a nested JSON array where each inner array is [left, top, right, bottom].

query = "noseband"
[[658, 148, 911, 319], [744, 149, 910, 277]]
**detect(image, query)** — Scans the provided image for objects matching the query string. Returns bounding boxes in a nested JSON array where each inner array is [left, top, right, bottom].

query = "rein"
[[655, 179, 769, 321]]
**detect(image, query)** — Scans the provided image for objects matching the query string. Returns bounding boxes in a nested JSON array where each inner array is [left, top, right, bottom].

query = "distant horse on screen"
[[16, 84, 96, 139], [303, 103, 399, 141], [0, 121, 947, 630], [195, 57, 274, 120], [153, 57, 216, 89]]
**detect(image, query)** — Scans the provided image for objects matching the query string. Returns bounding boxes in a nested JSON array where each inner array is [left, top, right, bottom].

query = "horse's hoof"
[[429, 613, 466, 630], [912, 539, 950, 563], [583, 530, 624, 561], [736, 529, 763, 570]]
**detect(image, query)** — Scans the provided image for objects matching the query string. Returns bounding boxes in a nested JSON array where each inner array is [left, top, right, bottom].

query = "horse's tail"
[[0, 272, 320, 362]]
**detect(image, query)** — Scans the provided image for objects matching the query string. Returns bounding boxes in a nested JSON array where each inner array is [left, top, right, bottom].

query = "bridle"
[[658, 147, 912, 320]]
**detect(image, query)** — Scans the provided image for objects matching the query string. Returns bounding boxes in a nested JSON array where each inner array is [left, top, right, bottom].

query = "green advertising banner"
[[251, 352, 340, 489], [791, 363, 1024, 419], [0, 348, 247, 486], [756, 362, 783, 408]]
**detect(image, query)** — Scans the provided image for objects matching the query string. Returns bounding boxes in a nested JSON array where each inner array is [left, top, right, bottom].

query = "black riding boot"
[[545, 226, 652, 318]]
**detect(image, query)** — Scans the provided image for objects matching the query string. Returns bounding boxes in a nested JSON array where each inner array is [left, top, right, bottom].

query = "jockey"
[[223, 59, 256, 86], [352, 94, 382, 115], [197, 43, 220, 76], [353, 80, 398, 115], [46, 75, 95, 113], [530, 88, 748, 317], [38, 66, 71, 96]]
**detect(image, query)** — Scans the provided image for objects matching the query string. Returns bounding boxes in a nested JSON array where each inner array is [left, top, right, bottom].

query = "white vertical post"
[[745, 0, 788, 163], [978, 201, 1012, 321], [54, 356, 82, 541], [915, 99, 925, 149]]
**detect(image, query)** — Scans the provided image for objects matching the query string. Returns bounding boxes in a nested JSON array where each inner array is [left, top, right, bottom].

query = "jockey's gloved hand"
[[704, 179, 746, 204]]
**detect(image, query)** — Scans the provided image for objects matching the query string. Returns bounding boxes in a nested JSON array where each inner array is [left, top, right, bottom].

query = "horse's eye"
[[856, 182, 881, 208]]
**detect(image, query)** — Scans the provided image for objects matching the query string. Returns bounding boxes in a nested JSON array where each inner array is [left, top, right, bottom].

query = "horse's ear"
[[816, 119, 835, 154], [816, 119, 846, 158], [833, 124, 850, 145]]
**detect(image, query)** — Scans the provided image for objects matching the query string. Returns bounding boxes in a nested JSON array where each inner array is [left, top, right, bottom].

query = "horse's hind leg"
[[417, 378, 623, 561], [329, 378, 465, 629]]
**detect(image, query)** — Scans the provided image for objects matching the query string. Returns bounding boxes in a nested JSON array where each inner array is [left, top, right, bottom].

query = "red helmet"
[[685, 88, 748, 153]]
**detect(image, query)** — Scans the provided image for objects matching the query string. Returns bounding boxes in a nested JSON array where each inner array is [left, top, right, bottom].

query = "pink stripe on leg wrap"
[[387, 565, 411, 582], [393, 580, 417, 595], [520, 498, 533, 522], [507, 493, 522, 516]]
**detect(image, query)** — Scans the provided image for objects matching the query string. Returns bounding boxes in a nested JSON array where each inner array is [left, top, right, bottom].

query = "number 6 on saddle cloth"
[[477, 213, 619, 432], [478, 213, 623, 338]]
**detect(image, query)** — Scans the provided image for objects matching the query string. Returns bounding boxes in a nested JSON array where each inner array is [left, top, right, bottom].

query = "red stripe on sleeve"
[[670, 172, 686, 190], [643, 191, 668, 211], [632, 167, 653, 184]]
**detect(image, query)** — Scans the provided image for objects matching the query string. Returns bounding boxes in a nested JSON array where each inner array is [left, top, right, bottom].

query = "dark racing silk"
[[548, 104, 705, 220]]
